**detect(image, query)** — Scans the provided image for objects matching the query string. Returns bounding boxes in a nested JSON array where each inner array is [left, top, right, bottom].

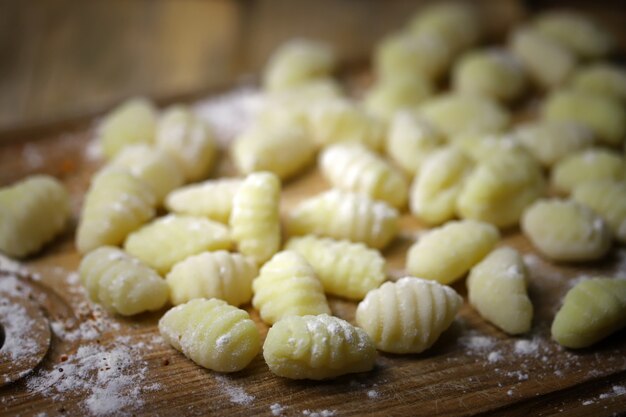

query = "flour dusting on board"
[[303, 410, 336, 417], [214, 375, 255, 405], [270, 403, 288, 416]]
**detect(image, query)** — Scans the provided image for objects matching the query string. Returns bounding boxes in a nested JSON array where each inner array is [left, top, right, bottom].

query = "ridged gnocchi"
[[166, 250, 258, 307], [0, 175, 70, 258], [572, 180, 626, 243], [452, 48, 526, 102], [543, 90, 626, 146], [288, 190, 399, 250], [456, 150, 545, 228], [263, 39, 335, 92], [229, 172, 281, 264], [467, 247, 533, 335], [513, 121, 594, 167], [356, 277, 462, 353], [252, 251, 330, 325], [164, 178, 242, 223], [79, 246, 168, 316], [522, 199, 612, 262], [76, 168, 156, 254], [510, 27, 575, 89], [410, 146, 473, 225], [124, 215, 232, 274], [156, 105, 217, 181], [363, 74, 433, 120], [386, 111, 444, 176], [159, 298, 260, 372], [99, 97, 157, 159], [551, 277, 626, 349], [285, 236, 386, 300], [110, 144, 184, 204], [263, 314, 376, 380], [232, 123, 316, 180], [406, 220, 500, 285], [418, 93, 510, 138], [570, 64, 626, 102], [320, 143, 409, 208], [551, 148, 625, 194]]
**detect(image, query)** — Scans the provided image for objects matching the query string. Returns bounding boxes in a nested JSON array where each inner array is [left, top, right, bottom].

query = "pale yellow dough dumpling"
[[99, 97, 157, 159], [552, 278, 626, 348], [406, 220, 500, 285], [165, 178, 242, 224], [551, 148, 625, 195], [570, 64, 626, 103], [364, 74, 433, 121], [263, 314, 376, 380], [572, 180, 626, 244], [159, 298, 260, 372], [467, 247, 533, 335], [356, 277, 462, 353]]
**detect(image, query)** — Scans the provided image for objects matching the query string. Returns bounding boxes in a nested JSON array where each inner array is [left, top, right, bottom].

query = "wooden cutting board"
[[1, 90, 626, 417]]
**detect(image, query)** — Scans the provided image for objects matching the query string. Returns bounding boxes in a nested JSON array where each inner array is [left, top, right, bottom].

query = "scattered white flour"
[[270, 403, 288, 416], [514, 339, 540, 356], [487, 351, 503, 363], [582, 399, 594, 406], [507, 389, 514, 396], [506, 370, 529, 381], [84, 137, 103, 161], [22, 144, 45, 168], [214, 375, 255, 406], [367, 389, 380, 399], [0, 300, 40, 360], [303, 410, 336, 417], [0, 254, 28, 276], [460, 334, 495, 352]]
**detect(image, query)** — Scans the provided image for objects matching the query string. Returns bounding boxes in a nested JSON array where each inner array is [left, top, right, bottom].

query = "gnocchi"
[[252, 251, 330, 325], [229, 172, 281, 264], [363, 74, 433, 120], [263, 314, 376, 380], [76, 168, 156, 254], [285, 235, 386, 300], [79, 246, 168, 316], [551, 277, 626, 348], [99, 97, 157, 159], [572, 180, 626, 243], [570, 64, 626, 102], [356, 277, 462, 353], [467, 247, 533, 335], [166, 250, 258, 307], [0, 175, 70, 258], [164, 178, 242, 223], [406, 220, 500, 285], [159, 298, 260, 372], [288, 190, 399, 250], [124, 214, 232, 274], [319, 143, 409, 208], [551, 148, 625, 195], [522, 199, 612, 262]]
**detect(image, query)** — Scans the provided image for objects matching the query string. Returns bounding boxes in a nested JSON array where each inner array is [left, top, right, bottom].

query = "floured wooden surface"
[[1, 87, 626, 417]]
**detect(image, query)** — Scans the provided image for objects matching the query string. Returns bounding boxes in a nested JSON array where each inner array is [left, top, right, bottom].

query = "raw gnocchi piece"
[[410, 146, 473, 226], [0, 175, 70, 258], [166, 250, 258, 307], [456, 150, 545, 228], [232, 123, 316, 180], [572, 180, 626, 243], [307, 98, 385, 151], [408, 2, 482, 54], [320, 143, 409, 208], [288, 190, 399, 250], [124, 214, 232, 274], [263, 39, 335, 92], [263, 314, 376, 380], [551, 277, 626, 348], [467, 247, 533, 335], [252, 251, 330, 325], [99, 97, 157, 159], [285, 235, 386, 300], [513, 121, 594, 167], [386, 111, 444, 176], [159, 298, 260, 372], [570, 64, 626, 102], [156, 105, 217, 182], [510, 27, 576, 89], [522, 199, 612, 262], [76, 168, 156, 254], [110, 144, 184, 204], [355, 277, 462, 353], [164, 178, 242, 223], [551, 148, 625, 194], [79, 246, 168, 316], [534, 11, 614, 59], [418, 93, 510, 138], [375, 32, 453, 82], [452, 48, 527, 102], [543, 90, 626, 146], [229, 172, 281, 264], [406, 220, 500, 285], [363, 74, 433, 120]]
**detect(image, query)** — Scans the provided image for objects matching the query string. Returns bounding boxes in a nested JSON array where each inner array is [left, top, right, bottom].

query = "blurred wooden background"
[[0, 0, 624, 133]]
